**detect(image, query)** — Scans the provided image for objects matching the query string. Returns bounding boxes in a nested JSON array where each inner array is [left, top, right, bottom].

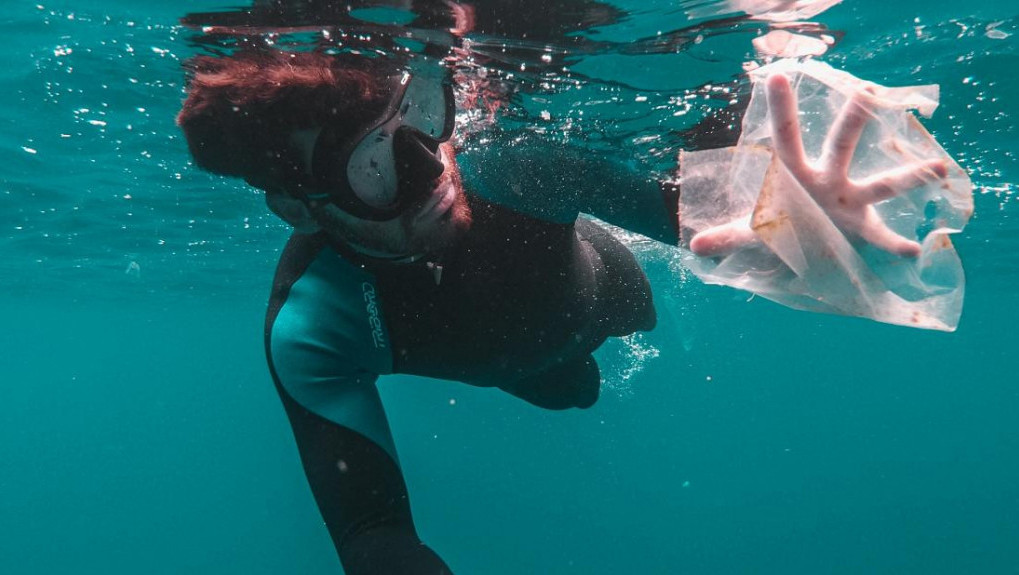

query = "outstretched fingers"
[[858, 209, 922, 258], [821, 91, 873, 176], [857, 159, 948, 204], [767, 73, 811, 180], [689, 218, 758, 257]]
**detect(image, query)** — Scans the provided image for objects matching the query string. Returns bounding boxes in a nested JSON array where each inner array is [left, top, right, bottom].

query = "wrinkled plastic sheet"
[[679, 59, 973, 331]]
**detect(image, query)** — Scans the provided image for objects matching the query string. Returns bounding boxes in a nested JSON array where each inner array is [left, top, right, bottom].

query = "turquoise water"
[[1, 1, 1016, 573]]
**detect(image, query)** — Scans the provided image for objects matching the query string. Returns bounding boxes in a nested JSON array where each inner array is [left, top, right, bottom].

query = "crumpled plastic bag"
[[679, 59, 974, 331]]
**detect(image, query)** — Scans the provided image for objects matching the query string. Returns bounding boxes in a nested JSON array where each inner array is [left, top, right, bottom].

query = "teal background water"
[[1, 1, 1016, 573]]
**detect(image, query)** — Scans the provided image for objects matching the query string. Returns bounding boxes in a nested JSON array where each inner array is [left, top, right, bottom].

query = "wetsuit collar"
[[343, 238, 428, 264], [324, 234, 446, 284]]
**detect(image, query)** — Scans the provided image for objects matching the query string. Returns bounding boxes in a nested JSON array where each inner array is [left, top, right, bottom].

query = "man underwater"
[[177, 49, 946, 574]]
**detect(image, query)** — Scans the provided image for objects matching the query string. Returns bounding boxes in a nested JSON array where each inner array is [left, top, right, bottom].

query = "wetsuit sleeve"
[[265, 234, 451, 574], [460, 132, 679, 243]]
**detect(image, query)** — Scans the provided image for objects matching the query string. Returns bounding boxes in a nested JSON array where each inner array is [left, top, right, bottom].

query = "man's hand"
[[689, 73, 948, 258]]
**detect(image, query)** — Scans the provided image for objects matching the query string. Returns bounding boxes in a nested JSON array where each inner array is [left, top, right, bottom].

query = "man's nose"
[[394, 127, 444, 180]]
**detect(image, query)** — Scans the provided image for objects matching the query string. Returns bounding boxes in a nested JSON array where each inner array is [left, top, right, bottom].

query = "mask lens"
[[399, 76, 454, 141], [346, 123, 400, 208]]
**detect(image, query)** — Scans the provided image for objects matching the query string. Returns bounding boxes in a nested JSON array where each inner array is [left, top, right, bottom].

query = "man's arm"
[[270, 374, 451, 575], [265, 234, 452, 573], [461, 69, 951, 258], [460, 134, 680, 243]]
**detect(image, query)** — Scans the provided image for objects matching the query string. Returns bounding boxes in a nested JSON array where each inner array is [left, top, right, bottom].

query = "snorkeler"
[[176, 50, 948, 574]]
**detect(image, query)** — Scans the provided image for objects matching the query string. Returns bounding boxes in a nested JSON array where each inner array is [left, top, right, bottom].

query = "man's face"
[[314, 141, 472, 256], [280, 71, 472, 257]]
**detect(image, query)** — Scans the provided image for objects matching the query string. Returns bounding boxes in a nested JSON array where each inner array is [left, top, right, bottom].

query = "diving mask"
[[308, 71, 455, 221]]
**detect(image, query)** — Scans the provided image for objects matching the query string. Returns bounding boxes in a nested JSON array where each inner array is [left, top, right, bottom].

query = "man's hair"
[[177, 50, 397, 183]]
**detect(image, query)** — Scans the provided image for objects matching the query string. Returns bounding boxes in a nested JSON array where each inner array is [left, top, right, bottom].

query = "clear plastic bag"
[[679, 59, 974, 331]]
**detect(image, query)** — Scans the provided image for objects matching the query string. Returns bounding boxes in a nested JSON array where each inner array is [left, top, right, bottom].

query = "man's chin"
[[418, 217, 468, 253], [411, 195, 471, 254]]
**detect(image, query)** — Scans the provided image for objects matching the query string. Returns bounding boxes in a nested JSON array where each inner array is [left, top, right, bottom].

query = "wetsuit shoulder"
[[458, 135, 580, 223], [265, 232, 397, 457]]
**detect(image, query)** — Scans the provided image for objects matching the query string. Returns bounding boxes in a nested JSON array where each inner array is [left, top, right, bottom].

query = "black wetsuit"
[[264, 139, 674, 574]]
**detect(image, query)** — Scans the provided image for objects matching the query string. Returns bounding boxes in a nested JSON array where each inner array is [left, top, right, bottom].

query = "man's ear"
[[265, 190, 320, 233]]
